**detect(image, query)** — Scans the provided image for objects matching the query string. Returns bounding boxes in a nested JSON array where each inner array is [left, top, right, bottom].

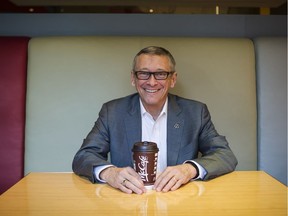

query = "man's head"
[[131, 46, 177, 114], [132, 46, 176, 72]]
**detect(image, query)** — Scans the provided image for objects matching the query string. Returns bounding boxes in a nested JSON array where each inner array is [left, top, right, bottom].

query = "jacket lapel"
[[167, 94, 184, 166], [124, 94, 142, 164]]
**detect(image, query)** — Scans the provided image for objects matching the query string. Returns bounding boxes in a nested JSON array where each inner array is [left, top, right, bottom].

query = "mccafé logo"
[[137, 156, 149, 182]]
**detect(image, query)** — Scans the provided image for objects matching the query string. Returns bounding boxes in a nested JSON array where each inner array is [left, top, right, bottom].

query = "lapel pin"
[[174, 123, 180, 129]]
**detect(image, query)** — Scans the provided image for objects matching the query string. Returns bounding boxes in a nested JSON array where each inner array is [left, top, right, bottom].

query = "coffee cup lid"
[[132, 141, 159, 152]]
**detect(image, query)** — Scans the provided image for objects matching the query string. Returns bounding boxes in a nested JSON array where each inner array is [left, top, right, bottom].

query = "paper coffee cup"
[[132, 141, 159, 188]]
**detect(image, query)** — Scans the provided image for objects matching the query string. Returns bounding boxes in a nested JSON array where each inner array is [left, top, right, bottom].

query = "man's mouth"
[[144, 89, 159, 93]]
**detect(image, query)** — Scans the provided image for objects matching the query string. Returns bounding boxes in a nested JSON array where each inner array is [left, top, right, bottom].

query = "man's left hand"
[[153, 164, 197, 192]]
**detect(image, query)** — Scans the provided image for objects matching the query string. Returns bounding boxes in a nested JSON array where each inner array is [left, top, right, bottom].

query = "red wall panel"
[[0, 37, 30, 194]]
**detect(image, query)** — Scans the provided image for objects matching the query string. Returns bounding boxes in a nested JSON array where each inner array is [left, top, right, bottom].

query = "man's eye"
[[138, 72, 147, 76], [156, 72, 166, 76]]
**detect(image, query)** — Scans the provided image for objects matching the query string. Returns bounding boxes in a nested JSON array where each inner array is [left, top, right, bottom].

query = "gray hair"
[[132, 46, 176, 72]]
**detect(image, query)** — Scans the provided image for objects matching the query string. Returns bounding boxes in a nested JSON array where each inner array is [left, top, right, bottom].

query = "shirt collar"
[[140, 98, 168, 119]]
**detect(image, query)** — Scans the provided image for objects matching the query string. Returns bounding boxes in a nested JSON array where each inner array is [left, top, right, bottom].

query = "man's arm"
[[72, 103, 112, 183], [193, 104, 238, 180]]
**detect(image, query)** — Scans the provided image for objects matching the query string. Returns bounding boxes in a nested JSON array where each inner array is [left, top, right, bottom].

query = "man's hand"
[[154, 164, 197, 192], [100, 166, 146, 194]]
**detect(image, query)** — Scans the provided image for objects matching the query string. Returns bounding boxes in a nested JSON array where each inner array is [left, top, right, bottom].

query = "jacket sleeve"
[[72, 103, 112, 183], [193, 104, 238, 180]]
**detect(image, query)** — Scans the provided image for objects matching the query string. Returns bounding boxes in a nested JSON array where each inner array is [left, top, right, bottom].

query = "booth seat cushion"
[[254, 37, 287, 185], [0, 37, 29, 194]]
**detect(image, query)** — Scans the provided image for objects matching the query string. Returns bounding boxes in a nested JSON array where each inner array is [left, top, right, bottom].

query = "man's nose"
[[147, 74, 158, 85]]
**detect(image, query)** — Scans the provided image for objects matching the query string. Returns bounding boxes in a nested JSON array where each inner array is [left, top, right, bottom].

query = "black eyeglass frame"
[[133, 71, 175, 80]]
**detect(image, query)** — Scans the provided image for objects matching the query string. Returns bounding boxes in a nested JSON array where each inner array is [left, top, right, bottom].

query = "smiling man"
[[72, 46, 238, 194]]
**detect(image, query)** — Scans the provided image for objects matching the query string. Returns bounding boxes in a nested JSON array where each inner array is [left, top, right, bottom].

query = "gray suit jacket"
[[72, 93, 238, 183]]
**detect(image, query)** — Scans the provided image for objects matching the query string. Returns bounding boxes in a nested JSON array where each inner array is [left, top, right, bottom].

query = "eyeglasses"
[[133, 71, 174, 80]]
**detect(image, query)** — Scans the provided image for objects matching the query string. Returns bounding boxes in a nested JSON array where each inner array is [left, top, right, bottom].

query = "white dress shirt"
[[140, 98, 167, 173]]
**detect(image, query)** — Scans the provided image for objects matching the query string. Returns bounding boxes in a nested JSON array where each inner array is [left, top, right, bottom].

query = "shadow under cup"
[[132, 141, 159, 188]]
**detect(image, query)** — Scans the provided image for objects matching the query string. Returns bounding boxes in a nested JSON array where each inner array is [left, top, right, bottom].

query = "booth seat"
[[25, 36, 257, 175], [0, 36, 286, 194], [254, 37, 287, 185]]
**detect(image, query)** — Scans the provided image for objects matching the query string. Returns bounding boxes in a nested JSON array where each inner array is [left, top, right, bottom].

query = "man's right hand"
[[100, 166, 146, 194]]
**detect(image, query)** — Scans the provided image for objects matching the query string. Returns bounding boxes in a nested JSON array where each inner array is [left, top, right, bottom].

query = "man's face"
[[131, 54, 177, 111]]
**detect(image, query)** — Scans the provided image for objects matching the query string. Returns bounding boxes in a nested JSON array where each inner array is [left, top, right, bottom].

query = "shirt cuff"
[[94, 165, 115, 183], [184, 160, 207, 180]]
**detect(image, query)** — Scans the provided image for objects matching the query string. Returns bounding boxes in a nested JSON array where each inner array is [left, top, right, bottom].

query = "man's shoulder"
[[169, 94, 205, 107], [168, 94, 209, 117], [104, 93, 139, 108]]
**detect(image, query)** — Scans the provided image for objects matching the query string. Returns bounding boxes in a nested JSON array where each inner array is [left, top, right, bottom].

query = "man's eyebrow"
[[137, 68, 168, 71]]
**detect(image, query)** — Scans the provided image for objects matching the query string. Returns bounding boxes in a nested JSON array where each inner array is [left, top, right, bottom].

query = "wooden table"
[[0, 171, 286, 216]]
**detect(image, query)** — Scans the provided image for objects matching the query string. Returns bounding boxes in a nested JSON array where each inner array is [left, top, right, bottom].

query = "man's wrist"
[[94, 165, 115, 182], [184, 160, 207, 180], [185, 161, 199, 179], [99, 166, 115, 181]]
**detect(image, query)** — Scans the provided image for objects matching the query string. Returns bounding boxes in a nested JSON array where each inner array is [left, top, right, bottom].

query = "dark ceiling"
[[1, 0, 287, 14]]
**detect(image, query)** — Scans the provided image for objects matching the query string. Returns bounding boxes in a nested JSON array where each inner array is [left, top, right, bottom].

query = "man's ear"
[[131, 72, 136, 86], [170, 72, 177, 88]]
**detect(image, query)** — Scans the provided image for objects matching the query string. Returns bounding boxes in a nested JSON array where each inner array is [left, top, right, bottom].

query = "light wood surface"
[[0, 171, 286, 216]]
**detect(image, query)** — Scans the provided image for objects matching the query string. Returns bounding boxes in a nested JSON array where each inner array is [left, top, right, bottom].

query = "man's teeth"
[[145, 89, 158, 93]]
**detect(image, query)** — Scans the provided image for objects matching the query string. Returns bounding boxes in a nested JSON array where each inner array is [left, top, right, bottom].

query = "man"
[[72, 46, 238, 194]]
